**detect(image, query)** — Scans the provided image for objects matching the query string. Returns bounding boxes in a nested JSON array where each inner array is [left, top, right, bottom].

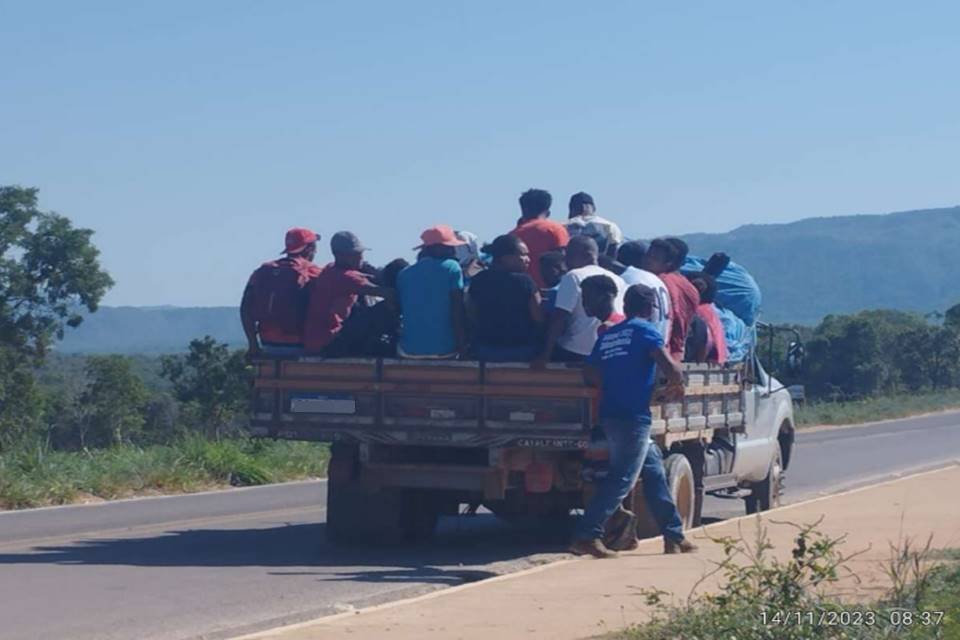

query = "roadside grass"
[[0, 437, 329, 510], [796, 389, 960, 428], [607, 521, 959, 640]]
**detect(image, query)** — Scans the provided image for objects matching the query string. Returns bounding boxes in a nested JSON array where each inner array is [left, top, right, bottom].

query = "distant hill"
[[682, 205, 960, 324], [56, 205, 960, 353], [58, 306, 244, 354]]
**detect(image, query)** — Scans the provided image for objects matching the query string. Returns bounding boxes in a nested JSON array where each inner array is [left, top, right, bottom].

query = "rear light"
[[525, 462, 554, 493]]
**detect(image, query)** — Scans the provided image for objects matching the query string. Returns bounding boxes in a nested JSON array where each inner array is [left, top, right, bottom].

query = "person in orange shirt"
[[510, 188, 569, 288]]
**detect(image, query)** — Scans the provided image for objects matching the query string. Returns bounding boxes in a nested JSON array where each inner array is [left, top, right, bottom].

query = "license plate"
[[429, 408, 456, 419], [290, 393, 356, 415]]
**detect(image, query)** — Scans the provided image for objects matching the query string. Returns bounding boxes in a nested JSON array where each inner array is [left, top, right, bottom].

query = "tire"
[[326, 480, 406, 545], [663, 454, 696, 530], [629, 453, 695, 539], [325, 445, 437, 545], [745, 447, 783, 515]]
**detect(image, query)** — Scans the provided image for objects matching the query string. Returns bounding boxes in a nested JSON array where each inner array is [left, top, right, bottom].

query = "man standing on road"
[[240, 227, 322, 358], [510, 189, 569, 288], [570, 285, 684, 559]]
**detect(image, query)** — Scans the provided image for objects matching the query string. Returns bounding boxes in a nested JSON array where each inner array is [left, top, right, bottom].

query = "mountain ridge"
[[56, 205, 960, 353]]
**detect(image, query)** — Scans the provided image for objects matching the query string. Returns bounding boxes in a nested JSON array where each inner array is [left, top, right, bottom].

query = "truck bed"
[[249, 358, 745, 451]]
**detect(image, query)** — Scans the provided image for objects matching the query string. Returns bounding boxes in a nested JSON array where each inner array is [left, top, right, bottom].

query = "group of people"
[[240, 188, 729, 367], [240, 188, 738, 558]]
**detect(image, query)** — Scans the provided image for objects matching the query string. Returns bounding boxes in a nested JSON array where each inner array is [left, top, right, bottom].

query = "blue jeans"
[[575, 417, 651, 540], [641, 442, 685, 543]]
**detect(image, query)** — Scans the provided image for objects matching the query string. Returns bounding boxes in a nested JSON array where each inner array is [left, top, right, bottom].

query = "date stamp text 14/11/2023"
[[760, 609, 945, 628]]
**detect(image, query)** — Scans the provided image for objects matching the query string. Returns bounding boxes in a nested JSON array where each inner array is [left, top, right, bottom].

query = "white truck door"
[[733, 358, 781, 484]]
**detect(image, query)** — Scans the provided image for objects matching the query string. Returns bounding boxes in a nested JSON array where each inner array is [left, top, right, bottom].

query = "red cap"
[[414, 225, 467, 250], [283, 227, 320, 254]]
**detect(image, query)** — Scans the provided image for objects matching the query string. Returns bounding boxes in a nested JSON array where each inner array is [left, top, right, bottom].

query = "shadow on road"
[[0, 514, 569, 585]]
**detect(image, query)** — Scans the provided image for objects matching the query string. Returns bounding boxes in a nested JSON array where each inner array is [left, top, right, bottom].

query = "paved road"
[[2, 412, 959, 640]]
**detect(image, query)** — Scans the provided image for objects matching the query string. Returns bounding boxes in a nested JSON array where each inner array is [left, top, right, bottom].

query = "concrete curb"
[[229, 460, 960, 640]]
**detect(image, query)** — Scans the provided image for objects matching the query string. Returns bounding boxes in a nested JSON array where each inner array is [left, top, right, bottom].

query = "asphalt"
[[1, 411, 959, 640]]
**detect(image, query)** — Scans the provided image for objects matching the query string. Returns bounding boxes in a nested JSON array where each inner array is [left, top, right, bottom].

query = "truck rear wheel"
[[629, 452, 696, 539], [663, 453, 696, 530], [745, 448, 783, 514]]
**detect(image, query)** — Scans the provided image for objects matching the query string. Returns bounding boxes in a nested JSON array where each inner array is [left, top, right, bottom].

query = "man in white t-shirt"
[[617, 240, 672, 343], [534, 236, 626, 365], [565, 192, 624, 258]]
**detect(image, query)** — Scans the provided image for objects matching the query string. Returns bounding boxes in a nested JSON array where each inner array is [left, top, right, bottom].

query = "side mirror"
[[785, 341, 805, 375]]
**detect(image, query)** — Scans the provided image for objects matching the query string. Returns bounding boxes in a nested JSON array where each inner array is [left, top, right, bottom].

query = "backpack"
[[248, 257, 321, 335]]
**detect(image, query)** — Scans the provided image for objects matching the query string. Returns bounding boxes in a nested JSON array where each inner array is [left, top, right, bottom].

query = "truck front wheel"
[[745, 448, 783, 514]]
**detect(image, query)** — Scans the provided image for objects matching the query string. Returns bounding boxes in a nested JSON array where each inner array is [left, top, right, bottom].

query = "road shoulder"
[[235, 463, 960, 640]]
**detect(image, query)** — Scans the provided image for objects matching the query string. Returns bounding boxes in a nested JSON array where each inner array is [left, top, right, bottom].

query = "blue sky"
[[2, 1, 958, 306]]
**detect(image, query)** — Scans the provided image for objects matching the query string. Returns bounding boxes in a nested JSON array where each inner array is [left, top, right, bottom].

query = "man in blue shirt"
[[570, 284, 684, 558], [397, 225, 467, 358]]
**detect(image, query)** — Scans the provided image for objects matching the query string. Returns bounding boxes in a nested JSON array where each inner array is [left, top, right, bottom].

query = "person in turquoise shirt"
[[397, 225, 467, 358]]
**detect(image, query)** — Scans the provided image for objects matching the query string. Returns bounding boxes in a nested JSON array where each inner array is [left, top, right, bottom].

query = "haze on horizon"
[[2, 1, 958, 307]]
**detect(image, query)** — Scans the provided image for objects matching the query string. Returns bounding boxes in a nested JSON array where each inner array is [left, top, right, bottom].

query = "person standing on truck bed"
[[642, 238, 700, 361], [570, 284, 684, 559], [240, 227, 322, 358], [510, 188, 569, 289], [466, 234, 543, 362], [396, 225, 467, 359], [535, 236, 626, 365], [302, 232, 396, 357], [565, 192, 624, 260]]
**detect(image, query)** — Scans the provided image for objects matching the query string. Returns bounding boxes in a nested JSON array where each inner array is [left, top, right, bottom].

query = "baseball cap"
[[283, 227, 320, 254], [413, 225, 467, 250], [330, 231, 368, 254]]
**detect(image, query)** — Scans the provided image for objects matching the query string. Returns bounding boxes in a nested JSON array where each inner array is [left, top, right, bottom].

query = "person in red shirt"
[[642, 238, 700, 361], [303, 231, 394, 356], [240, 227, 322, 357], [510, 188, 569, 288], [685, 272, 728, 364]]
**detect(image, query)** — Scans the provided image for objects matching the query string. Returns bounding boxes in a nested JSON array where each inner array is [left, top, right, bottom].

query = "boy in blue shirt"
[[570, 284, 685, 558]]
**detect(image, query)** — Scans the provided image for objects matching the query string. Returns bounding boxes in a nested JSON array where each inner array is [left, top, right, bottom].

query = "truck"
[[249, 336, 798, 544]]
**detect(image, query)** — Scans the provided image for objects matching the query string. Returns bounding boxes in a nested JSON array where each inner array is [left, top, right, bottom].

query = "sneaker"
[[664, 538, 698, 554], [569, 538, 619, 559]]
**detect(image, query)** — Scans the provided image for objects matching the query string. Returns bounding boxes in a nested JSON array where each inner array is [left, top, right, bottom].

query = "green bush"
[[612, 520, 959, 640]]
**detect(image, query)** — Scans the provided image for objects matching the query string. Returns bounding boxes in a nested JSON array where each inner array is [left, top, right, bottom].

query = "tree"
[[0, 186, 113, 450], [945, 303, 960, 333], [161, 337, 250, 439], [79, 356, 148, 448], [0, 186, 113, 359]]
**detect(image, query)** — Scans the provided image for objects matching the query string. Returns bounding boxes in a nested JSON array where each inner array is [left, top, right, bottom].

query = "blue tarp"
[[682, 255, 762, 327]]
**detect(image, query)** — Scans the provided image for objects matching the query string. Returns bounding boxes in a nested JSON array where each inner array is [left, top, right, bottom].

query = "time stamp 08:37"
[[760, 609, 946, 628]]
